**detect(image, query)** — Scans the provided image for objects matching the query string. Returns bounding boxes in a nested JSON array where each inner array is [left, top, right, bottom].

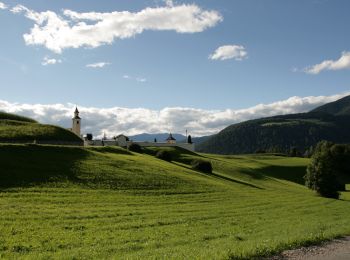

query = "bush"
[[155, 150, 172, 162], [128, 143, 142, 153], [191, 159, 212, 173], [304, 141, 340, 199]]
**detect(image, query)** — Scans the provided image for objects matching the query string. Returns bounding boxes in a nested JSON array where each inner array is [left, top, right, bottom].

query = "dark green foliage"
[[255, 149, 266, 154], [128, 143, 143, 153], [191, 159, 213, 173], [289, 147, 301, 157], [86, 133, 93, 141], [155, 150, 172, 162], [304, 141, 350, 199], [187, 135, 192, 144]]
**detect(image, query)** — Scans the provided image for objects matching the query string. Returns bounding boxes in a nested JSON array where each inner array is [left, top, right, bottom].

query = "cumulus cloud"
[[41, 56, 62, 66], [86, 62, 110, 68], [209, 45, 247, 61], [0, 2, 7, 10], [304, 51, 350, 74], [10, 2, 222, 53], [0, 93, 348, 138]]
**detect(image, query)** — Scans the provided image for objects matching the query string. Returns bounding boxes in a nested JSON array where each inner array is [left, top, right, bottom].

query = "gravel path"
[[268, 236, 350, 260]]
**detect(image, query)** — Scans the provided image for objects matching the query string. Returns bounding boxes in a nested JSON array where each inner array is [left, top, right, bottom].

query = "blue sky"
[[0, 0, 349, 136]]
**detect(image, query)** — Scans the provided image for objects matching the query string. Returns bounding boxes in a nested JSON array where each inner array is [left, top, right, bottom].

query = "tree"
[[86, 133, 93, 141], [155, 150, 172, 162], [128, 143, 143, 153], [187, 135, 192, 144], [154, 138, 157, 143], [191, 159, 212, 173], [304, 141, 340, 199]]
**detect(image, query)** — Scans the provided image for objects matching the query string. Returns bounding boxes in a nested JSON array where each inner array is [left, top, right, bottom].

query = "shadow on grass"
[[236, 165, 307, 186], [87, 146, 133, 155], [259, 165, 307, 185], [0, 144, 89, 189], [172, 161, 263, 190]]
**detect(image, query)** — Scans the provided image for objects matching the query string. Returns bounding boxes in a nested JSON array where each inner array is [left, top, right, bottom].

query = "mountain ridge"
[[196, 95, 350, 155]]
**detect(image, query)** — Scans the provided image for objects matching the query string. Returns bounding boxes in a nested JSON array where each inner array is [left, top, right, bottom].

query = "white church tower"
[[72, 107, 81, 136]]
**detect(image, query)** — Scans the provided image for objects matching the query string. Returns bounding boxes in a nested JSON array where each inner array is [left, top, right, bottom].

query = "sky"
[[0, 0, 349, 137]]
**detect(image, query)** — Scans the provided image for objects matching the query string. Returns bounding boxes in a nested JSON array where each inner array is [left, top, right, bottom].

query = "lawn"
[[0, 144, 349, 259]]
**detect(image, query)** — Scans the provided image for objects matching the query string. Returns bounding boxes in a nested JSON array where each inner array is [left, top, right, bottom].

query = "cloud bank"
[[0, 93, 348, 138], [10, 2, 222, 53], [209, 45, 247, 61], [304, 51, 350, 74]]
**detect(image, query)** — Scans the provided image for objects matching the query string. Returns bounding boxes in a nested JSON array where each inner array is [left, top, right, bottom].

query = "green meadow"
[[0, 144, 349, 259]]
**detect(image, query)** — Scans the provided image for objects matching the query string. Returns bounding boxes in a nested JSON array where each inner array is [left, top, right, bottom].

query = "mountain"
[[196, 95, 350, 155], [129, 133, 186, 142], [311, 95, 350, 115]]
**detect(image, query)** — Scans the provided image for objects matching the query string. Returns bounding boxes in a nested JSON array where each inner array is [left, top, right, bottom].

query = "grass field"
[[0, 144, 349, 259]]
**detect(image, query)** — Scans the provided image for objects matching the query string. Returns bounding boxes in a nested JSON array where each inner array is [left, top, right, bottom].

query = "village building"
[[72, 108, 195, 152]]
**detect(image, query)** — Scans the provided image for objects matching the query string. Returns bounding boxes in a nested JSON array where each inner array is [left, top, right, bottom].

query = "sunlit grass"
[[0, 144, 349, 259]]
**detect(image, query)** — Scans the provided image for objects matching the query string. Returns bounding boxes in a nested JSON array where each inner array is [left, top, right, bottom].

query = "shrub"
[[191, 159, 212, 173], [255, 149, 266, 154], [155, 150, 172, 162], [128, 143, 142, 153], [304, 141, 340, 199]]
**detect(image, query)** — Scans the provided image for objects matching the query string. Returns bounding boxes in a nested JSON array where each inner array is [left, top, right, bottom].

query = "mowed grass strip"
[[0, 144, 349, 259]]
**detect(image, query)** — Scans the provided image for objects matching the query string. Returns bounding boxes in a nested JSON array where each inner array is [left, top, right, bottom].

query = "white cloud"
[[304, 51, 350, 74], [86, 62, 110, 68], [136, 77, 147, 83], [209, 45, 247, 61], [11, 2, 222, 53], [123, 75, 130, 79], [0, 93, 348, 138], [41, 56, 62, 66], [0, 2, 7, 10]]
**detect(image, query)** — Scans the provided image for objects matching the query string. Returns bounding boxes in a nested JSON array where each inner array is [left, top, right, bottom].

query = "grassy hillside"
[[0, 145, 349, 259], [0, 111, 82, 143], [0, 111, 37, 123]]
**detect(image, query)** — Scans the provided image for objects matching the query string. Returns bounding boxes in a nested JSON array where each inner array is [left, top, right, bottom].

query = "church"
[[70, 107, 195, 152]]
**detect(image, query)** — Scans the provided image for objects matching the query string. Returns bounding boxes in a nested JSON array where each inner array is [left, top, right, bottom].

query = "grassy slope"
[[0, 111, 37, 123], [0, 145, 349, 259], [0, 111, 82, 142]]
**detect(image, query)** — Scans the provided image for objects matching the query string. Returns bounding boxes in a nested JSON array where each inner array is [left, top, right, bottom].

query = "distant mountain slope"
[[0, 111, 82, 144], [196, 95, 350, 155], [129, 133, 186, 142], [311, 95, 350, 115]]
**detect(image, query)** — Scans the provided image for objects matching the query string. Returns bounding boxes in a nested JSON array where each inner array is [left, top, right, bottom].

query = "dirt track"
[[268, 236, 350, 260]]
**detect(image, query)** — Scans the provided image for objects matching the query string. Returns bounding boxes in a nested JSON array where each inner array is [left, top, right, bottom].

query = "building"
[[72, 107, 81, 136], [166, 133, 176, 144], [77, 108, 195, 152]]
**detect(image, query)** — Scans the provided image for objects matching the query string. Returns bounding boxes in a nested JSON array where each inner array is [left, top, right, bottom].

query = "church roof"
[[75, 107, 79, 113], [166, 133, 176, 141]]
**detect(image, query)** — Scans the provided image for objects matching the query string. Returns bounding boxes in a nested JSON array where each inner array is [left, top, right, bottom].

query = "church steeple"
[[74, 107, 80, 119], [72, 107, 81, 136]]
